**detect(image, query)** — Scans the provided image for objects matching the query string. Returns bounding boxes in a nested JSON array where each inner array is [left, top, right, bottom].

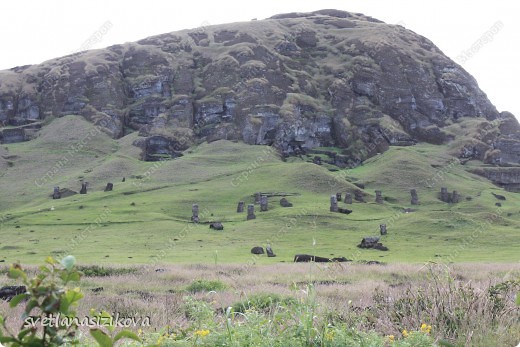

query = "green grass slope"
[[0, 116, 518, 265]]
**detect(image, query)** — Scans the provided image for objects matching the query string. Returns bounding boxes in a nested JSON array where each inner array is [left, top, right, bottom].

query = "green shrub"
[[231, 293, 297, 313], [78, 265, 138, 277], [185, 279, 227, 293]]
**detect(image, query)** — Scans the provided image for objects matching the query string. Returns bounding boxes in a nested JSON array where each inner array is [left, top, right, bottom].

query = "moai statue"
[[104, 183, 113, 192], [336, 192, 342, 202], [237, 201, 244, 213], [254, 192, 262, 204], [247, 204, 256, 220], [52, 187, 61, 199], [122, 177, 126, 182], [375, 190, 383, 204], [440, 187, 450, 203], [191, 204, 199, 223], [344, 192, 353, 204], [80, 183, 87, 194], [330, 195, 338, 212], [354, 189, 364, 202], [451, 191, 460, 203], [266, 244, 276, 257], [410, 189, 419, 205], [380, 224, 387, 235], [260, 195, 268, 212]]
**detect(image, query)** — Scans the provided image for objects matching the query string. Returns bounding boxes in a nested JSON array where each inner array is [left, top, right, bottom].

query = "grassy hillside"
[[0, 116, 519, 265]]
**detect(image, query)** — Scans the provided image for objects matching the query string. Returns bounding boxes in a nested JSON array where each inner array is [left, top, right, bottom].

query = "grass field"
[[0, 115, 519, 266]]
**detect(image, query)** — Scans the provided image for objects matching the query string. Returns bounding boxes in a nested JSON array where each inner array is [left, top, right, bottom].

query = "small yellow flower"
[[387, 335, 395, 342], [325, 330, 335, 341], [194, 329, 210, 337], [137, 328, 143, 337], [420, 323, 432, 334], [402, 329, 409, 338]]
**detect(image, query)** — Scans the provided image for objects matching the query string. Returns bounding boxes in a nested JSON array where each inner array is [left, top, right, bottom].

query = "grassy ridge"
[[0, 116, 519, 264]]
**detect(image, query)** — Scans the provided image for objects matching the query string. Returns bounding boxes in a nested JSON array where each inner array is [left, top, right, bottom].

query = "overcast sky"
[[0, 0, 518, 118]]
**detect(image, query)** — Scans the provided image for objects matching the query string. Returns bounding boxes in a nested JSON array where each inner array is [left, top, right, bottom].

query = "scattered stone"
[[294, 254, 330, 262], [410, 189, 419, 205], [251, 246, 264, 255], [492, 192, 506, 200], [330, 195, 338, 212], [52, 186, 61, 199], [266, 245, 276, 257], [237, 201, 245, 212], [344, 192, 352, 204], [336, 192, 342, 202], [357, 237, 388, 251], [91, 287, 104, 293], [0, 286, 26, 301], [337, 207, 352, 214], [375, 190, 383, 204], [80, 182, 87, 194], [380, 224, 387, 235], [247, 204, 256, 220], [312, 156, 322, 165], [209, 222, 224, 230], [191, 204, 199, 223], [495, 202, 502, 207], [354, 189, 364, 202], [260, 195, 268, 212], [280, 197, 293, 207], [365, 260, 383, 265], [104, 183, 113, 192], [402, 208, 416, 213]]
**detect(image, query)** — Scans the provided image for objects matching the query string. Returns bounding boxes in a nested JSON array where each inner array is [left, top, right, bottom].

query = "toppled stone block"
[[280, 197, 293, 207], [358, 237, 388, 251]]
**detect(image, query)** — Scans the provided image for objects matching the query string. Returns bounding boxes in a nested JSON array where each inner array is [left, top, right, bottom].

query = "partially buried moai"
[[344, 192, 352, 204], [330, 195, 338, 212], [375, 190, 383, 204], [237, 201, 244, 213], [52, 186, 61, 199], [260, 195, 268, 212], [247, 204, 256, 220], [191, 204, 199, 223], [410, 189, 419, 205]]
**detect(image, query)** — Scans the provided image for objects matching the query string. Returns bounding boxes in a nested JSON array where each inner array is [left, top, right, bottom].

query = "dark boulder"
[[104, 183, 113, 192], [251, 246, 264, 255], [492, 192, 506, 200], [280, 197, 293, 207], [0, 285, 26, 301], [337, 207, 352, 214], [357, 237, 388, 251], [294, 254, 330, 262], [209, 222, 224, 230]]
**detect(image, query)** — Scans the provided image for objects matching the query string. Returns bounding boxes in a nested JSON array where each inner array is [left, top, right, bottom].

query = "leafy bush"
[[78, 265, 138, 277], [231, 293, 297, 313], [185, 279, 227, 293]]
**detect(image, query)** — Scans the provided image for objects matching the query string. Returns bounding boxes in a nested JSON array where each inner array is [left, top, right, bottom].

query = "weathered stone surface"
[[410, 189, 419, 205], [80, 183, 87, 194], [251, 246, 264, 254], [0, 9, 510, 169], [330, 195, 338, 212], [344, 192, 352, 204], [280, 197, 293, 207], [237, 201, 244, 212], [52, 186, 61, 199], [471, 167, 520, 192], [492, 192, 506, 200], [357, 236, 388, 251], [338, 207, 352, 214], [0, 128, 26, 144], [247, 204, 256, 220], [260, 195, 268, 212], [354, 190, 365, 202], [380, 224, 387, 235], [266, 244, 276, 257], [104, 183, 113, 192], [191, 204, 199, 223], [0, 286, 26, 301], [375, 190, 383, 204], [209, 222, 223, 230]]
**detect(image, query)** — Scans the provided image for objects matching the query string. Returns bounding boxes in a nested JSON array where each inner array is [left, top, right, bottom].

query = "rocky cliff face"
[[0, 9, 518, 169]]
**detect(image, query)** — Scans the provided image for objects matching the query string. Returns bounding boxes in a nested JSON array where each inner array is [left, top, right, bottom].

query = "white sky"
[[0, 0, 518, 118]]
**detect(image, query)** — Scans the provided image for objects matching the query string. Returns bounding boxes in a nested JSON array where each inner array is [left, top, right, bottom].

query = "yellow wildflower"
[[402, 329, 409, 338], [325, 330, 335, 341], [194, 329, 210, 337], [387, 335, 395, 342], [420, 323, 432, 334]]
